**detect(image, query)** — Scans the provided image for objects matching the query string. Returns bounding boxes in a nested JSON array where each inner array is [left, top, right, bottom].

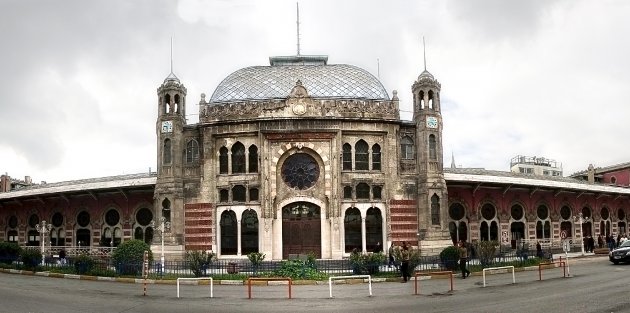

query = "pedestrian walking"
[[400, 242, 410, 282], [458, 240, 471, 279]]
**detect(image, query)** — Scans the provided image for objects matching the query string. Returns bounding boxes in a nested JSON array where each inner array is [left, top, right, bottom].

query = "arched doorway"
[[282, 202, 321, 259]]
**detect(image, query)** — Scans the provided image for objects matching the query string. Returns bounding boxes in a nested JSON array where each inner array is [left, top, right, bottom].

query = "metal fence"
[[0, 245, 583, 279]]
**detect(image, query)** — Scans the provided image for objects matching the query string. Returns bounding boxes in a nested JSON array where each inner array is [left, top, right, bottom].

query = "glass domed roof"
[[209, 57, 389, 103]]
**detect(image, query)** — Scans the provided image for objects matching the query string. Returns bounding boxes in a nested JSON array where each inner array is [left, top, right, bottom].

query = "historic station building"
[[2, 51, 630, 260]]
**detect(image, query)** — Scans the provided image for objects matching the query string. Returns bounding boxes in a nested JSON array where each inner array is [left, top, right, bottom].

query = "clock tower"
[[412, 65, 451, 251], [155, 70, 187, 246]]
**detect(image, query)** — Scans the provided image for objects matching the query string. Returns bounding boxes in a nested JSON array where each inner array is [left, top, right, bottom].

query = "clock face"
[[426, 116, 438, 128], [161, 121, 173, 133]]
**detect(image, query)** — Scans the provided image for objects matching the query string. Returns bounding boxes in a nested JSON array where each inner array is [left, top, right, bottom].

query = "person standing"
[[59, 249, 67, 265], [400, 242, 410, 282], [374, 241, 382, 253], [458, 240, 471, 279], [388, 242, 398, 269]]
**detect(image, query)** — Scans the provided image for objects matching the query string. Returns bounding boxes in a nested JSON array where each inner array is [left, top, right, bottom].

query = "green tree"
[[112, 240, 152, 276], [185, 250, 215, 277], [439, 245, 460, 270]]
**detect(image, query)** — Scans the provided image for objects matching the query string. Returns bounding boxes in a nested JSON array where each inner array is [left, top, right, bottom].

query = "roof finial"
[[296, 2, 301, 56], [377, 58, 380, 80], [170, 36, 174, 74], [423, 36, 427, 71], [450, 151, 456, 169]]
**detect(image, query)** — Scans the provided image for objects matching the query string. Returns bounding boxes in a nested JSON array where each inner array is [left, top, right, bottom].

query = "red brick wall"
[[184, 203, 213, 251], [389, 199, 418, 244]]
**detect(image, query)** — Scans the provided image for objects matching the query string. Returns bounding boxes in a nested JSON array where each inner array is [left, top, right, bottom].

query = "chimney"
[[0, 174, 9, 192], [587, 164, 595, 184]]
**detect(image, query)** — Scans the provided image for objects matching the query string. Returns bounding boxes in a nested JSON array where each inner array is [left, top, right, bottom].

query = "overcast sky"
[[2, 0, 629, 183]]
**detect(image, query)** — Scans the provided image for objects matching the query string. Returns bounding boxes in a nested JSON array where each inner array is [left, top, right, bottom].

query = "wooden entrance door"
[[282, 202, 321, 259]]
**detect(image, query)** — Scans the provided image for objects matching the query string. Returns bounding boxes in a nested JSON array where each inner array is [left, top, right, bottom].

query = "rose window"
[[281, 153, 320, 190]]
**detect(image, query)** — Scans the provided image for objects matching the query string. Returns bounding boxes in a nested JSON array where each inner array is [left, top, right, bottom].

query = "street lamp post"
[[573, 213, 590, 256], [35, 221, 52, 265], [149, 217, 170, 275]]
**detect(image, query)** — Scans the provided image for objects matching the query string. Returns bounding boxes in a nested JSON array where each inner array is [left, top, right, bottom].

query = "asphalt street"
[[1, 255, 629, 313]]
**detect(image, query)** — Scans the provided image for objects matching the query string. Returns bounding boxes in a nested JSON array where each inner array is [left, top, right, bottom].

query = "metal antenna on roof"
[[377, 58, 380, 80], [296, 2, 301, 56], [423, 36, 427, 71]]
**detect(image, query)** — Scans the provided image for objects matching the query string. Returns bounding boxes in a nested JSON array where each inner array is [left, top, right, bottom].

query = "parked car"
[[609, 240, 630, 264]]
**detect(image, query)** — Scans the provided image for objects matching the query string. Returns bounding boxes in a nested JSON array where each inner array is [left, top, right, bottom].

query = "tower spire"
[[450, 151, 456, 169], [296, 2, 301, 56], [423, 36, 427, 71], [170, 36, 174, 74]]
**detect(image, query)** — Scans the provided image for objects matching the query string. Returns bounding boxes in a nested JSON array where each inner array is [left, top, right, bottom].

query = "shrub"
[[0, 242, 21, 264], [273, 259, 327, 280], [112, 240, 152, 276], [185, 250, 215, 277], [439, 245, 460, 270], [350, 251, 387, 274], [20, 249, 42, 271], [73, 254, 95, 275], [247, 252, 265, 276], [474, 240, 498, 267]]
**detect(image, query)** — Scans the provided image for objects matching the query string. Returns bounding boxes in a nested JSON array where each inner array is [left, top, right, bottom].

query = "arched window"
[[372, 186, 382, 199], [510, 204, 526, 243], [344, 208, 361, 252], [241, 210, 259, 254], [431, 194, 440, 225], [342, 143, 352, 170], [448, 203, 467, 244], [163, 139, 172, 165], [232, 185, 246, 202], [343, 186, 353, 199], [366, 207, 383, 252], [355, 140, 369, 170], [479, 204, 498, 241], [428, 90, 434, 109], [581, 207, 593, 237], [186, 139, 200, 163], [248, 145, 258, 173], [249, 187, 259, 201], [76, 211, 91, 247], [27, 214, 39, 246], [134, 208, 154, 244], [372, 144, 381, 171], [220, 210, 237, 255], [560, 205, 573, 238], [219, 147, 229, 174], [50, 212, 64, 246], [162, 198, 171, 223], [7, 215, 18, 242], [102, 208, 121, 247], [219, 189, 229, 203], [401, 136, 414, 160], [536, 205, 551, 239], [164, 94, 171, 113], [429, 135, 437, 160], [231, 142, 246, 174], [356, 183, 370, 199]]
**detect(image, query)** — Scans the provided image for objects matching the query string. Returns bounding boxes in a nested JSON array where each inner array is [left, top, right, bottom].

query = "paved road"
[[1, 256, 628, 313]]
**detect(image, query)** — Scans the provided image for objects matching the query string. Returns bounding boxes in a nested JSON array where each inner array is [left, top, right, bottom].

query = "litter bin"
[[227, 262, 239, 274]]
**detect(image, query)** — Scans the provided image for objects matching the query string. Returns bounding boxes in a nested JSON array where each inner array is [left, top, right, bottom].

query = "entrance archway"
[[282, 202, 321, 259]]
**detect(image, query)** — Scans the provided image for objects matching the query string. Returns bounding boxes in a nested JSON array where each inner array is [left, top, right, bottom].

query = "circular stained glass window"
[[28, 214, 39, 228], [449, 203, 465, 220], [511, 205, 524, 220], [105, 209, 120, 226], [77, 211, 90, 227], [481, 204, 495, 220], [560, 206, 571, 220], [601, 207, 610, 220], [136, 208, 153, 226], [618, 209, 626, 221], [52, 212, 63, 227], [281, 153, 320, 190], [537, 205, 549, 220], [8, 216, 18, 228]]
